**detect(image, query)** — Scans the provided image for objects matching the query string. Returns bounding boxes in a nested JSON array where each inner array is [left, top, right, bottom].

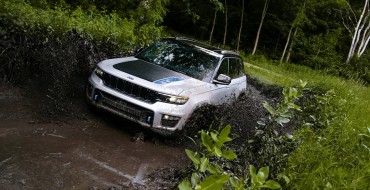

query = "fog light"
[[161, 114, 180, 128], [146, 115, 152, 124], [93, 90, 102, 102]]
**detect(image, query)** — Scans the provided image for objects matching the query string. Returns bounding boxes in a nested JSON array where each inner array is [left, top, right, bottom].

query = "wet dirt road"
[[0, 76, 273, 189], [0, 85, 188, 189]]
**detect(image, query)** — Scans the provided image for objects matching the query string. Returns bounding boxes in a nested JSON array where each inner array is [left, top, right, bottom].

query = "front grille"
[[102, 73, 157, 103], [99, 91, 154, 125]]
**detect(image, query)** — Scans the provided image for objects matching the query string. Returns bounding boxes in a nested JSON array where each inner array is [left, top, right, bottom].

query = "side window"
[[217, 59, 229, 77], [229, 58, 243, 78]]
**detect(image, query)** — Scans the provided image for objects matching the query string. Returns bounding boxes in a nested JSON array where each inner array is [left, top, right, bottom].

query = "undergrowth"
[[179, 82, 307, 189], [0, 0, 164, 117], [243, 55, 370, 189]]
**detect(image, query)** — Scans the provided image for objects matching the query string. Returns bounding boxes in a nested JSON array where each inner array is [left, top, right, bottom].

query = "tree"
[[209, 0, 224, 44], [223, 0, 228, 47], [252, 0, 270, 55], [280, 0, 306, 63], [236, 0, 244, 51], [341, 0, 370, 63]]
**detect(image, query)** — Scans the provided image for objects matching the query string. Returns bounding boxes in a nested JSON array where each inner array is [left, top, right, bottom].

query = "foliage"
[[0, 0, 166, 116], [244, 59, 370, 189], [179, 81, 309, 189], [179, 125, 236, 190], [165, 0, 369, 84], [359, 128, 370, 153], [298, 89, 348, 130], [0, 0, 166, 49], [238, 81, 306, 181], [179, 125, 281, 190], [247, 165, 281, 190]]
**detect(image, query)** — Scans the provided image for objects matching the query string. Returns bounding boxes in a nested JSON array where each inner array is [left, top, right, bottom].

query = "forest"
[[0, 0, 369, 189]]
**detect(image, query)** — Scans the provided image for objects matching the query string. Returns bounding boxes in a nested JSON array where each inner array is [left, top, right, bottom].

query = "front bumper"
[[86, 74, 192, 132]]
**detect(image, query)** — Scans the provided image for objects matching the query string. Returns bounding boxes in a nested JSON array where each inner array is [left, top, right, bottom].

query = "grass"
[[243, 55, 370, 189]]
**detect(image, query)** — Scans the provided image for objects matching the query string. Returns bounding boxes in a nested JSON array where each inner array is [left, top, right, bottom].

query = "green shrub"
[[244, 58, 370, 189], [179, 125, 281, 190], [0, 0, 141, 50], [0, 0, 165, 116]]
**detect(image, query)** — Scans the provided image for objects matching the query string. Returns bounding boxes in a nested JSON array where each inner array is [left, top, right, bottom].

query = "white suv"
[[86, 37, 246, 134]]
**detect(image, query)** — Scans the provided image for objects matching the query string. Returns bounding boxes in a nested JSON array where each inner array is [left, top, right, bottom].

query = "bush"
[[340, 54, 370, 85], [0, 0, 166, 116]]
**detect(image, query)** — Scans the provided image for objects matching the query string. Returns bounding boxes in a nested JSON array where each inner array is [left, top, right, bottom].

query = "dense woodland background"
[[2, 0, 368, 84]]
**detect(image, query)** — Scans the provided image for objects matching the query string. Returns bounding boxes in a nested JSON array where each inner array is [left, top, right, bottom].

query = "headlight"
[[157, 93, 189, 105], [95, 67, 104, 78]]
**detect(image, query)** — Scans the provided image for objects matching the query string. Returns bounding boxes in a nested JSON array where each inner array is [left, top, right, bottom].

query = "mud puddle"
[[0, 76, 275, 189], [0, 84, 188, 189]]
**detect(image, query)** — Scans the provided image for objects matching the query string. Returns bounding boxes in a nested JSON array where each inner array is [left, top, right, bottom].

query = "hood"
[[113, 59, 190, 82], [98, 57, 208, 95]]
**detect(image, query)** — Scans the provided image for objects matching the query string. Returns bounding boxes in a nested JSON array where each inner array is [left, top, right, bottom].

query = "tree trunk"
[[280, 25, 293, 62], [280, 0, 306, 62], [209, 9, 218, 45], [345, 0, 370, 63], [285, 27, 298, 62], [252, 0, 269, 55], [237, 0, 244, 51], [223, 0, 228, 47]]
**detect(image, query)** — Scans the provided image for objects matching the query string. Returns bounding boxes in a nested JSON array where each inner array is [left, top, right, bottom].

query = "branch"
[[357, 14, 370, 55], [338, 9, 353, 36]]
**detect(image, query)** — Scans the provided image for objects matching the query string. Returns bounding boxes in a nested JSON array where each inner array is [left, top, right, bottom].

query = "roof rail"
[[220, 50, 239, 56], [174, 37, 201, 43], [173, 37, 239, 56]]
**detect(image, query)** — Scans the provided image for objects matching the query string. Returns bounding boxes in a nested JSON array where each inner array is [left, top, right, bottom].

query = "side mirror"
[[213, 74, 231, 85]]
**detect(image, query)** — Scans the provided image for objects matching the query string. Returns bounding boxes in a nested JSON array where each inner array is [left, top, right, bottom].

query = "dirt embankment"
[[0, 76, 276, 189]]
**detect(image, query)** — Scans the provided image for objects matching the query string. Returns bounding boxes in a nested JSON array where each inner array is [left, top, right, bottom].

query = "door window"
[[229, 58, 244, 78], [217, 59, 229, 76]]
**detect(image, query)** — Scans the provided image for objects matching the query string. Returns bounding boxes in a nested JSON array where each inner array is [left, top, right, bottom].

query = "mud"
[[0, 82, 188, 189], [0, 75, 275, 189]]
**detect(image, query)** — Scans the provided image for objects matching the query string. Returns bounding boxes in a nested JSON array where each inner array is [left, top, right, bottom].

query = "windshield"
[[136, 39, 220, 82]]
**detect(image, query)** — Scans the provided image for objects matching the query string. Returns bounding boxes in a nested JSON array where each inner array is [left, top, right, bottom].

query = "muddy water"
[[0, 85, 188, 189], [0, 77, 273, 189]]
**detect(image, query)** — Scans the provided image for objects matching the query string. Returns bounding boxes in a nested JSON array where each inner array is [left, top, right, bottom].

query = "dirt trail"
[[0, 77, 272, 189]]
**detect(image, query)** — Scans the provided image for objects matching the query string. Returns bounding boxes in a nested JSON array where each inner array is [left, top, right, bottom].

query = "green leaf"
[[198, 174, 230, 190], [256, 166, 269, 184], [207, 163, 222, 175], [201, 131, 213, 151], [249, 165, 257, 186], [299, 80, 307, 88], [229, 176, 240, 187], [262, 180, 281, 189], [178, 179, 192, 190], [185, 149, 200, 169], [191, 172, 199, 187], [222, 149, 237, 160], [219, 125, 232, 144], [263, 101, 275, 115], [289, 87, 298, 98], [214, 147, 222, 157], [257, 121, 266, 126], [211, 132, 219, 143], [288, 103, 301, 111], [200, 157, 209, 172], [278, 174, 290, 184], [249, 165, 257, 178], [275, 117, 290, 124]]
